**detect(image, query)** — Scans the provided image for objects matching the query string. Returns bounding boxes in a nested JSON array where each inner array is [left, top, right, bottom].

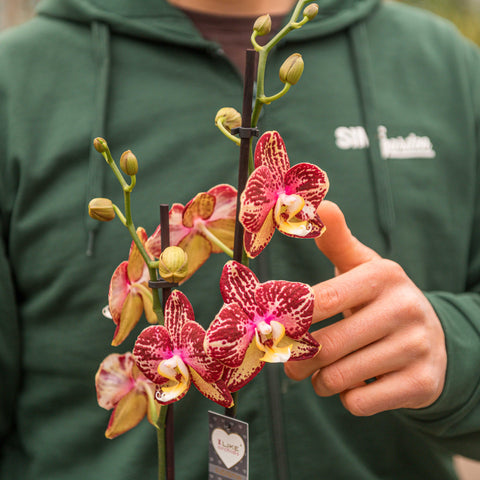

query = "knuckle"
[[341, 390, 371, 417], [314, 283, 343, 314], [406, 366, 440, 405], [313, 328, 340, 365], [317, 364, 347, 394], [381, 258, 406, 279], [403, 327, 431, 358]]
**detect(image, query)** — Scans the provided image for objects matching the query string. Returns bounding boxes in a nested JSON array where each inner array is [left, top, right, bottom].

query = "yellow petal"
[[179, 234, 211, 283], [105, 389, 148, 439], [137, 283, 158, 324], [111, 294, 143, 346], [274, 194, 313, 237], [255, 320, 292, 363], [156, 356, 190, 403], [206, 218, 236, 253]]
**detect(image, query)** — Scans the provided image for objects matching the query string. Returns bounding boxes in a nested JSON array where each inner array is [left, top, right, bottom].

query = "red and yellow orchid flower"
[[146, 184, 237, 283], [204, 261, 320, 392], [239, 131, 329, 258], [95, 352, 160, 439], [108, 227, 157, 346], [133, 290, 233, 408]]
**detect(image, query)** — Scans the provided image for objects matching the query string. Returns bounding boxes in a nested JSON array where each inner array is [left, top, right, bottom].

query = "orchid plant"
[[89, 2, 329, 479]]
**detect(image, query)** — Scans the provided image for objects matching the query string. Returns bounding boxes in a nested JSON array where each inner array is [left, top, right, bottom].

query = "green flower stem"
[[101, 149, 134, 193], [156, 406, 169, 480], [259, 82, 291, 105], [216, 120, 241, 146], [112, 204, 127, 226], [196, 223, 234, 258], [102, 143, 165, 324], [251, 0, 313, 128]]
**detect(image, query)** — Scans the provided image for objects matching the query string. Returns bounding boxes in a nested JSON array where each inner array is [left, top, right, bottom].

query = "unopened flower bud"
[[215, 107, 242, 132], [93, 137, 108, 153], [158, 246, 188, 283], [119, 150, 138, 176], [303, 3, 319, 20], [279, 53, 304, 85], [253, 14, 271, 36], [88, 198, 115, 222]]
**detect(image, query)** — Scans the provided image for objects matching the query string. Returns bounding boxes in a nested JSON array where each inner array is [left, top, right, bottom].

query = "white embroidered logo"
[[334, 125, 436, 159]]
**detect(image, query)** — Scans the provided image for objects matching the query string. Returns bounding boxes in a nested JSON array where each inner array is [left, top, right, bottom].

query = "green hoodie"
[[1, 0, 480, 479]]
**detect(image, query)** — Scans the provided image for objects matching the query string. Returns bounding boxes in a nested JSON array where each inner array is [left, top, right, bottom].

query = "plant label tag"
[[208, 411, 249, 479]]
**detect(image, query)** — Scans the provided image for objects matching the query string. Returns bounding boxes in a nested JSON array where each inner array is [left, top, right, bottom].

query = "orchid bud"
[[253, 14, 271, 36], [303, 3, 319, 20], [279, 53, 304, 85], [88, 198, 115, 222], [158, 246, 188, 283], [215, 107, 242, 132], [93, 137, 108, 153], [119, 150, 138, 176]]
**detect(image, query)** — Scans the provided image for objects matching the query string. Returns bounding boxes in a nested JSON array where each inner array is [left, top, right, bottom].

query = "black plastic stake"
[[233, 49, 259, 264]]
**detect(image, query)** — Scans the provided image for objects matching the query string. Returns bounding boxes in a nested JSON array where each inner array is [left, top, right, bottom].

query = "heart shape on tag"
[[212, 428, 245, 469]]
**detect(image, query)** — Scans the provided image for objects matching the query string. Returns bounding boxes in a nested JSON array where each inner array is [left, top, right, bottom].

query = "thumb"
[[315, 201, 379, 273]]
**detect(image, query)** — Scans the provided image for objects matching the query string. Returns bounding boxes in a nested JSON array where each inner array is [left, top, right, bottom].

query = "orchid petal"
[[137, 283, 158, 324], [180, 320, 223, 382], [243, 211, 275, 259], [112, 293, 144, 346], [183, 192, 215, 228], [178, 232, 212, 283], [221, 341, 265, 392], [205, 218, 236, 254], [105, 389, 148, 439], [95, 353, 136, 410], [288, 332, 321, 360], [108, 261, 129, 325], [205, 303, 253, 368], [254, 281, 314, 339], [189, 369, 233, 408], [206, 184, 237, 222], [219, 261, 259, 314], [133, 325, 173, 385], [284, 162, 329, 207], [127, 227, 150, 281], [254, 131, 290, 183], [239, 165, 277, 233], [164, 290, 195, 346]]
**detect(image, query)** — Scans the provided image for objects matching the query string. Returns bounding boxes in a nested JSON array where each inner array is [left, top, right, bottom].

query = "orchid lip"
[[254, 320, 292, 363], [155, 355, 190, 403], [274, 193, 313, 237]]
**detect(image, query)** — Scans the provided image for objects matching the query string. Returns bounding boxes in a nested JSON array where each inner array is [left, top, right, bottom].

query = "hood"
[[34, 0, 394, 255], [36, 0, 381, 43]]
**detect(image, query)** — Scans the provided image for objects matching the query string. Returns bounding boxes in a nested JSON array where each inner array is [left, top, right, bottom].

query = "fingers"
[[315, 201, 379, 273], [311, 257, 397, 323], [338, 364, 445, 416]]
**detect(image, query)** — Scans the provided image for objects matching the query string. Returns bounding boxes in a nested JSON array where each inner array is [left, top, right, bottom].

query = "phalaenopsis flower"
[[95, 352, 160, 439], [108, 227, 157, 346], [204, 261, 320, 392], [239, 131, 329, 258], [133, 290, 233, 407], [146, 184, 237, 282]]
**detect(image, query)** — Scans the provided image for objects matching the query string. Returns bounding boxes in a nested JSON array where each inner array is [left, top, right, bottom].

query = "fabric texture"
[[1, 0, 480, 478]]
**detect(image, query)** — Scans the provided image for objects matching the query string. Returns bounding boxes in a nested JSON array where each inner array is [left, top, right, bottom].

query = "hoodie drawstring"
[[347, 22, 395, 253], [85, 21, 111, 256]]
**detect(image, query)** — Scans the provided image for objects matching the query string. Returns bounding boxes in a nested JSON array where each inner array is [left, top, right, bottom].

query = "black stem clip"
[[231, 126, 260, 139]]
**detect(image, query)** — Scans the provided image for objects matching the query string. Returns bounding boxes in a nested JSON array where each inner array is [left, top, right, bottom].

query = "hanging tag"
[[208, 411, 249, 480]]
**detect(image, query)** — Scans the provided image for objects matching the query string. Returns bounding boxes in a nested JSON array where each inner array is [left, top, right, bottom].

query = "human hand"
[[284, 201, 447, 416]]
